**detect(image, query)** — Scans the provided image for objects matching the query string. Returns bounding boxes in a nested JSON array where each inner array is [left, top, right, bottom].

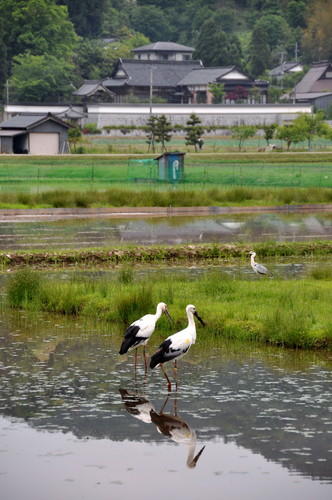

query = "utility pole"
[[149, 66, 153, 115], [295, 41, 299, 63], [5, 79, 9, 105]]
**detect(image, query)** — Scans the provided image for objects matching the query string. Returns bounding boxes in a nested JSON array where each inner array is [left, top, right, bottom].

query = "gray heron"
[[249, 251, 270, 276]]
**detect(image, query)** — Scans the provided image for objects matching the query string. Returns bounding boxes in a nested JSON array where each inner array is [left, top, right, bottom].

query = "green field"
[[83, 134, 332, 154], [2, 153, 332, 193]]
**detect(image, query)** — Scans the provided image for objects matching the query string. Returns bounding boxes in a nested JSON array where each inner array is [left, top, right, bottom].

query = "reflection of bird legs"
[[160, 364, 172, 391]]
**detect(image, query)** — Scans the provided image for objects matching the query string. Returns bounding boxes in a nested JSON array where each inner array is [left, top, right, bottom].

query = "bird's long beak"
[[164, 308, 173, 324], [188, 445, 206, 468], [194, 311, 205, 326]]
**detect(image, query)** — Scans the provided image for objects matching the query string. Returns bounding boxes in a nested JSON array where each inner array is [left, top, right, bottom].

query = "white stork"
[[249, 251, 270, 276], [150, 304, 205, 390], [119, 302, 171, 370]]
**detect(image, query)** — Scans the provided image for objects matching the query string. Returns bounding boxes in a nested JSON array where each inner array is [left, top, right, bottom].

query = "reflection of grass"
[[5, 268, 332, 349]]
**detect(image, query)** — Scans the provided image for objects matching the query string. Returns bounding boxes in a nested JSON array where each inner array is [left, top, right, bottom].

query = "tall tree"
[[195, 18, 242, 67], [57, 0, 107, 37], [249, 23, 271, 77], [303, 0, 332, 62], [130, 5, 173, 42]]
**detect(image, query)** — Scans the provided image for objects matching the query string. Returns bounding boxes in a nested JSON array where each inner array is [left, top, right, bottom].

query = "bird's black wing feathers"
[[119, 325, 142, 354], [150, 339, 189, 369]]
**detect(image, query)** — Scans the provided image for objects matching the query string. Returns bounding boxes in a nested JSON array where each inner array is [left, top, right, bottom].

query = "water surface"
[[1, 212, 332, 249], [0, 311, 331, 500]]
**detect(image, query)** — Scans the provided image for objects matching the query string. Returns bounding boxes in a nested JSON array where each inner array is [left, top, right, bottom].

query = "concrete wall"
[[5, 103, 313, 129], [86, 103, 312, 128]]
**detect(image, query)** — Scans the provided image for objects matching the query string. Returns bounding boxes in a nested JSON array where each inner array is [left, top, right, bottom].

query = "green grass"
[[80, 134, 332, 154], [4, 268, 332, 349], [1, 185, 332, 209], [1, 241, 332, 269], [2, 154, 332, 194]]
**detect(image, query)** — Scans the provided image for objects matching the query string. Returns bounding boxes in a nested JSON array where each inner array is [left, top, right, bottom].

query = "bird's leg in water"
[[143, 345, 147, 373], [173, 360, 178, 391], [161, 364, 172, 391], [134, 349, 138, 380]]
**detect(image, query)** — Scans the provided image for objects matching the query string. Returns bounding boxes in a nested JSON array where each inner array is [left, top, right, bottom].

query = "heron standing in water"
[[249, 251, 270, 276]]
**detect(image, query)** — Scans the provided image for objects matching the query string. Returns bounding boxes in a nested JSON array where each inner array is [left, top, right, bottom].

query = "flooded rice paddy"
[[0, 312, 331, 500], [1, 212, 332, 249]]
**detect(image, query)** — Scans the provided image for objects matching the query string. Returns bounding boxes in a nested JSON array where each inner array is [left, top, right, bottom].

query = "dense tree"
[[249, 22, 271, 77], [302, 0, 332, 62], [0, 0, 77, 63], [195, 18, 242, 67], [56, 0, 107, 37], [10, 53, 76, 102], [130, 6, 173, 42], [286, 0, 307, 28]]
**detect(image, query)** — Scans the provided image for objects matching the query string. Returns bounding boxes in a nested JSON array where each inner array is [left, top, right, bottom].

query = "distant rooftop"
[[0, 113, 70, 129], [133, 41, 194, 53]]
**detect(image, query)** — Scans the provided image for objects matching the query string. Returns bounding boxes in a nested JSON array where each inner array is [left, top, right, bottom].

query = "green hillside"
[[0, 0, 330, 102]]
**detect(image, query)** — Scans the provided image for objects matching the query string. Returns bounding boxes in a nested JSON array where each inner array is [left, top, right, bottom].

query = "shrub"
[[7, 269, 42, 308]]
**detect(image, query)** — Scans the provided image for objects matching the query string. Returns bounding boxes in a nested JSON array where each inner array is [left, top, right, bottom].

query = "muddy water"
[[1, 212, 332, 249], [0, 312, 331, 500]]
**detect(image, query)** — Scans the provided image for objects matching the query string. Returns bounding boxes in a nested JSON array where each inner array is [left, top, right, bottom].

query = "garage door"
[[29, 133, 59, 155]]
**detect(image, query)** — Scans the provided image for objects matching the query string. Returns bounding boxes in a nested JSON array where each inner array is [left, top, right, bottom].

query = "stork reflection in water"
[[150, 395, 205, 468], [119, 389, 205, 468]]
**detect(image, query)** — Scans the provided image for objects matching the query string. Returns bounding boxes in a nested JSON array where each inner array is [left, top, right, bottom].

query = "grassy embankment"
[[5, 268, 332, 350], [2, 241, 332, 269], [2, 153, 332, 207]]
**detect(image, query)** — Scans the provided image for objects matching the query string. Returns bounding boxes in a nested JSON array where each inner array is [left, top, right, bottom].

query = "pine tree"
[[145, 115, 158, 153], [185, 114, 204, 152], [155, 115, 172, 152]]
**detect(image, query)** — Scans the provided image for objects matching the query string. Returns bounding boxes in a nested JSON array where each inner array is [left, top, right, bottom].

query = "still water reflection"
[[1, 212, 332, 249], [0, 311, 331, 500]]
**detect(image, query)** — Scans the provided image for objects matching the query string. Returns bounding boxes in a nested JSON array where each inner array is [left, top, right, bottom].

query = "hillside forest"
[[0, 0, 331, 103]]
